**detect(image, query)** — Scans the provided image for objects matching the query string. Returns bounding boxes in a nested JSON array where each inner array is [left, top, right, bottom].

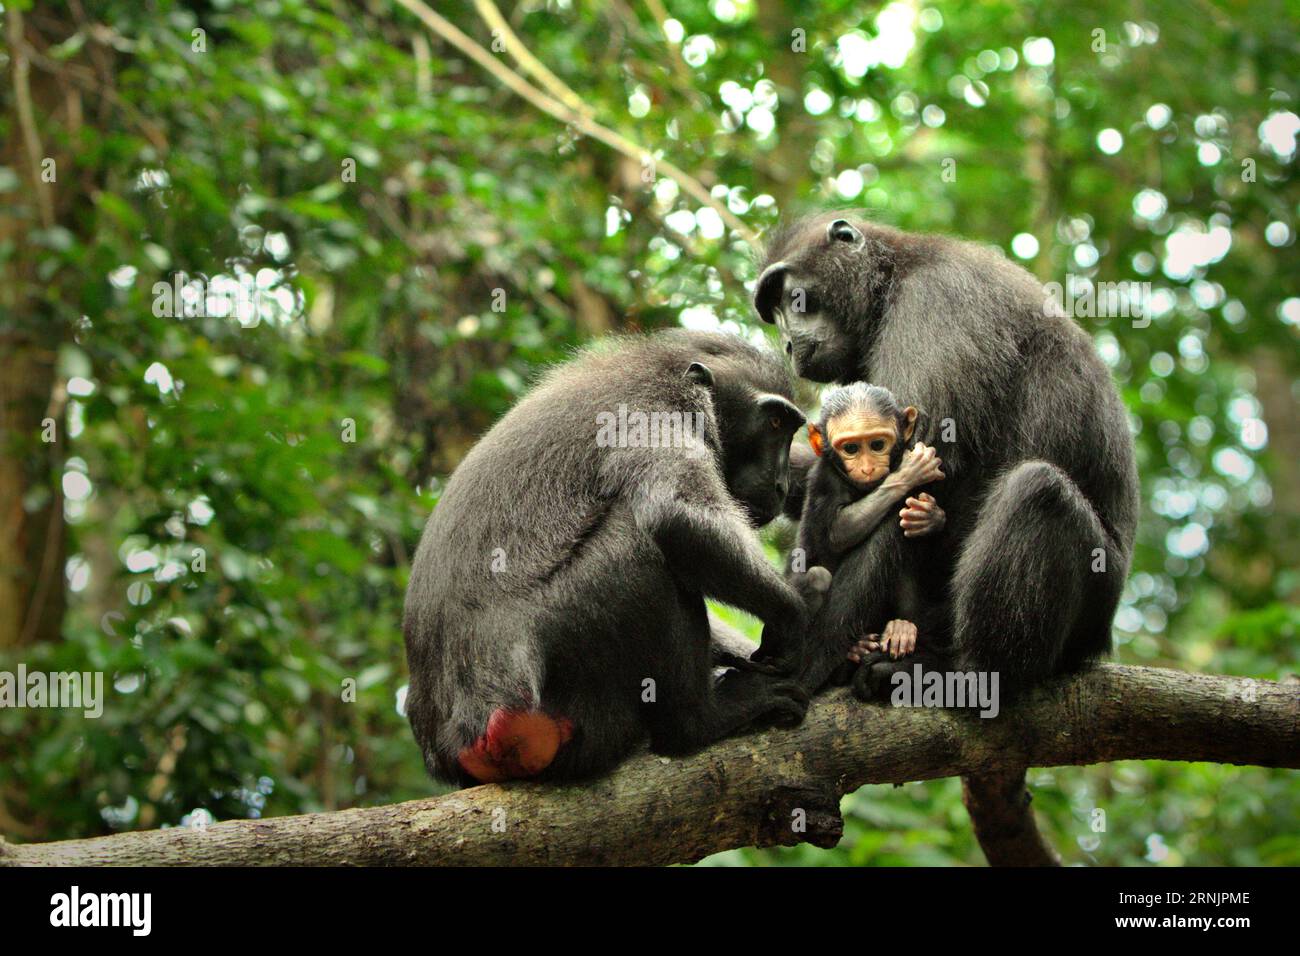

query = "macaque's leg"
[[638, 494, 808, 669], [899, 493, 946, 538], [798, 528, 904, 693], [790, 565, 831, 616], [650, 668, 811, 755], [951, 460, 1112, 691], [851, 646, 945, 702], [709, 613, 758, 663], [711, 565, 831, 675], [709, 613, 773, 676], [826, 633, 878, 687]]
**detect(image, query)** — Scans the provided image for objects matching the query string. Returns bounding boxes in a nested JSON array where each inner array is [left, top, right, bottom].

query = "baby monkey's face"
[[809, 404, 917, 488]]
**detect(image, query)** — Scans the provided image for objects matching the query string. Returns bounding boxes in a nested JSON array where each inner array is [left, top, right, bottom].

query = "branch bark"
[[962, 768, 1062, 866], [2, 664, 1296, 866]]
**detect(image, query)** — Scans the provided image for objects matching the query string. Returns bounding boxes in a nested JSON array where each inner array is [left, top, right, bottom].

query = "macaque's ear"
[[685, 361, 714, 388], [903, 406, 919, 442], [827, 219, 864, 245], [808, 423, 825, 457], [759, 394, 805, 429]]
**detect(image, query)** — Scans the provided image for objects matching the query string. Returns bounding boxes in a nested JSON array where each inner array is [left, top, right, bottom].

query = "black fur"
[[756, 213, 1140, 697], [403, 330, 812, 786]]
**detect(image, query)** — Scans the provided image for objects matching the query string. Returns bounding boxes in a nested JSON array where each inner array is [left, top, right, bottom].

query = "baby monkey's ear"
[[903, 406, 919, 442], [808, 423, 825, 457]]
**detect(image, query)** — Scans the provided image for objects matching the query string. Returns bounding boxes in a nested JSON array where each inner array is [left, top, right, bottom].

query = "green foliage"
[[0, 0, 1295, 864]]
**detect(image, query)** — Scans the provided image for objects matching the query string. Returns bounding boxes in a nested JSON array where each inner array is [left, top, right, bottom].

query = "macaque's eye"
[[842, 442, 860, 456], [770, 415, 783, 430], [870, 439, 887, 452]]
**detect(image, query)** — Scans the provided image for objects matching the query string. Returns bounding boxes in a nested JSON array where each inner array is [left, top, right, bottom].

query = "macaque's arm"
[[828, 481, 911, 554], [828, 443, 944, 555]]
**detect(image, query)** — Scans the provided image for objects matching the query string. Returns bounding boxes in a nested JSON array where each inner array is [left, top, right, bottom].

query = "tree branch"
[[640, 0, 697, 93], [471, 0, 592, 120], [962, 768, 1062, 866], [2, 665, 1296, 866], [6, 6, 55, 228], [391, 0, 758, 246]]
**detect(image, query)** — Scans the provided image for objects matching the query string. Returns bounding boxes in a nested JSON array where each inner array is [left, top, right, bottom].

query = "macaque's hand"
[[899, 493, 946, 537], [750, 607, 810, 676], [890, 442, 944, 492], [856, 619, 918, 660]]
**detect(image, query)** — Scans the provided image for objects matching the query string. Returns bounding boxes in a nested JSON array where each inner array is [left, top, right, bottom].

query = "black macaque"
[[790, 381, 946, 680], [756, 212, 1139, 701], [403, 330, 819, 786]]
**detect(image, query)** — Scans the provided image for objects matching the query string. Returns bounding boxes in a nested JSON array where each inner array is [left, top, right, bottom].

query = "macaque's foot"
[[791, 565, 832, 617], [854, 619, 918, 661], [721, 670, 811, 729], [846, 634, 879, 664], [851, 654, 901, 702], [715, 651, 786, 677], [881, 618, 917, 658], [758, 679, 812, 728], [899, 492, 945, 537]]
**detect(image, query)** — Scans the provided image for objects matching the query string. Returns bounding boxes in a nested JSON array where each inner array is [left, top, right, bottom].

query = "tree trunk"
[[0, 7, 69, 651]]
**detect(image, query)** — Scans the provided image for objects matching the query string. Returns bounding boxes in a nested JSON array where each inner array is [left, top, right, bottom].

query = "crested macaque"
[[755, 212, 1139, 702], [795, 382, 945, 574], [404, 330, 815, 787], [791, 382, 945, 669]]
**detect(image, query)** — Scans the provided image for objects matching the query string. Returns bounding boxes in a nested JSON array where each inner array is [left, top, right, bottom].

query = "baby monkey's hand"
[[900, 492, 946, 537], [847, 619, 919, 662], [890, 442, 945, 492]]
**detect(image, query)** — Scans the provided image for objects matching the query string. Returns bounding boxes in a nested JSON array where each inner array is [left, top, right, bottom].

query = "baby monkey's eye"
[[870, 439, 887, 452], [769, 415, 783, 430], [842, 442, 860, 456]]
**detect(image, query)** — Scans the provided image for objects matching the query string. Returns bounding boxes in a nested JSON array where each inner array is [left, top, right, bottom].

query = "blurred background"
[[0, 0, 1296, 865]]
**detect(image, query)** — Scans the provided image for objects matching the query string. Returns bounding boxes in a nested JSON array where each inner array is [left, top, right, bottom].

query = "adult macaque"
[[404, 330, 815, 786], [756, 212, 1139, 699]]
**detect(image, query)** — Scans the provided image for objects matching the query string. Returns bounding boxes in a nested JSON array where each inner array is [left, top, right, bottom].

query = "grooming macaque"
[[791, 382, 945, 671], [404, 330, 814, 786], [757, 213, 1139, 701]]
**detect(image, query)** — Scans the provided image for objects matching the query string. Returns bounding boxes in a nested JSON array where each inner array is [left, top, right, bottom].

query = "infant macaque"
[[791, 382, 945, 663]]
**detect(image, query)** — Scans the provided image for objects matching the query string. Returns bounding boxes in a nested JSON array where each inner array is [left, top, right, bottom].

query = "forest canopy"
[[0, 0, 1296, 865]]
